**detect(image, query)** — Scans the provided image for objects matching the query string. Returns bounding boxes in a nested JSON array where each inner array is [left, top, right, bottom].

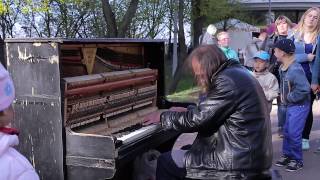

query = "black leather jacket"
[[161, 61, 273, 179]]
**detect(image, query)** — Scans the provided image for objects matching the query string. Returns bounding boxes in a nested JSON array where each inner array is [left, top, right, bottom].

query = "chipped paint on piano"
[[4, 38, 180, 180]]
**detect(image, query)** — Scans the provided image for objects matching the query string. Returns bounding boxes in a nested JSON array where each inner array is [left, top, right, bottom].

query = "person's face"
[[191, 58, 206, 86], [304, 10, 319, 28], [217, 34, 230, 48], [274, 48, 285, 62], [253, 59, 267, 72], [0, 105, 14, 127], [277, 21, 288, 35]]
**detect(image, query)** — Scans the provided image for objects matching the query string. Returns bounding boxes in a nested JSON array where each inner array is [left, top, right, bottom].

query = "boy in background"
[[0, 64, 39, 180], [273, 39, 310, 172], [252, 50, 279, 113]]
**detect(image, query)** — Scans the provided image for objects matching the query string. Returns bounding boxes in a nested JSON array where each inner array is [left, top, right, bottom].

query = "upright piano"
[[4, 39, 181, 180]]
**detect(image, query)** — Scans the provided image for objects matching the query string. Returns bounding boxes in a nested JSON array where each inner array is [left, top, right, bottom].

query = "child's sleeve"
[[287, 68, 310, 103], [265, 74, 279, 101]]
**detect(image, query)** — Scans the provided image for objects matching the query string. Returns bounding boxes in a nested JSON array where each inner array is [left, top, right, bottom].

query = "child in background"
[[0, 64, 39, 180], [252, 51, 279, 113], [273, 39, 310, 172]]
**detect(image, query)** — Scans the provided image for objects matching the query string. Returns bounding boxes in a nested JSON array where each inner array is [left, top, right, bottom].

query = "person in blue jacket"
[[274, 39, 310, 172], [289, 7, 320, 150]]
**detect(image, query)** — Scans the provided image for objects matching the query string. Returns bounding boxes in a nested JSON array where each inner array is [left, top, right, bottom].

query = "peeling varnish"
[[17, 46, 32, 61], [49, 55, 59, 64], [50, 43, 57, 49], [33, 42, 42, 47], [6, 44, 10, 66]]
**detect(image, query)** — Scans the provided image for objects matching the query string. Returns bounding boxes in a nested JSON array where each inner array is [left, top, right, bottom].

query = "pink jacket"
[[0, 132, 39, 180]]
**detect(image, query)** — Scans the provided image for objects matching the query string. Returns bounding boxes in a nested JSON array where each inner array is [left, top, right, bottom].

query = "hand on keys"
[[143, 106, 187, 125]]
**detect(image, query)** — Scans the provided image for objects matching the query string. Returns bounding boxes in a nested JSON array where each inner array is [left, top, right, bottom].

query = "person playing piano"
[[144, 45, 273, 180]]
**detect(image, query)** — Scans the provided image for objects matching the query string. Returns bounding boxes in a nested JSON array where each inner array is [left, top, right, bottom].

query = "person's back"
[[0, 132, 39, 180], [178, 62, 272, 178]]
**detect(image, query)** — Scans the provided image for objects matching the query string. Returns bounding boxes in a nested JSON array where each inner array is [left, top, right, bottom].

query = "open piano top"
[[62, 68, 161, 145]]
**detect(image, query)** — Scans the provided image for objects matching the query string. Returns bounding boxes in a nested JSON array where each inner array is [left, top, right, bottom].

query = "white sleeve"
[[17, 170, 40, 180]]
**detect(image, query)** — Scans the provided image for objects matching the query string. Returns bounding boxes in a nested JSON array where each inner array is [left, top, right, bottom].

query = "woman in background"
[[289, 7, 320, 150]]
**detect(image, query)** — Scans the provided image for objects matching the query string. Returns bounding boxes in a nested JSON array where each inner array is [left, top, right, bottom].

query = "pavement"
[[173, 101, 320, 180]]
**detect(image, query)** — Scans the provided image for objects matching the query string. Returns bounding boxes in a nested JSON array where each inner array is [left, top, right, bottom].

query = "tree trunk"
[[168, 0, 188, 93], [191, 0, 206, 48], [118, 0, 139, 37], [101, 0, 117, 37]]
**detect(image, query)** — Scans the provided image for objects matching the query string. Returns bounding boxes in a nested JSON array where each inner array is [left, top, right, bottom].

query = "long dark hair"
[[187, 45, 227, 91]]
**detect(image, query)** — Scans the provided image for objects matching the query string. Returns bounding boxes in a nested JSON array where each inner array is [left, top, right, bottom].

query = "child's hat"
[[273, 39, 296, 54], [253, 51, 270, 61], [0, 63, 15, 111]]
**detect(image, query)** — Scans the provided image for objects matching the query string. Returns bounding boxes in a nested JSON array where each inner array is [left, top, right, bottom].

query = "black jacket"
[[161, 61, 273, 179]]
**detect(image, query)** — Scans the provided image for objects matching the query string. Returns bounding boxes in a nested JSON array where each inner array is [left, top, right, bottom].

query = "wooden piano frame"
[[3, 38, 182, 180]]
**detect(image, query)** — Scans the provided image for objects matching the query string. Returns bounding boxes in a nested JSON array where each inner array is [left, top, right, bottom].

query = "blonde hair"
[[294, 7, 320, 43], [275, 15, 294, 35], [216, 31, 229, 41]]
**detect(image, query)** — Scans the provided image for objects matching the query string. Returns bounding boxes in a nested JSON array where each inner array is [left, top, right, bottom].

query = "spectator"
[[289, 7, 320, 150], [252, 51, 279, 113], [244, 29, 270, 71], [216, 31, 239, 61], [269, 15, 295, 137], [0, 63, 39, 180], [274, 39, 310, 172], [199, 24, 217, 45], [144, 45, 272, 180]]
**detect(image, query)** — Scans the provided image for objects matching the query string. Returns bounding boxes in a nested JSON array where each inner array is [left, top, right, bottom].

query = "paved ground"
[[173, 101, 320, 180]]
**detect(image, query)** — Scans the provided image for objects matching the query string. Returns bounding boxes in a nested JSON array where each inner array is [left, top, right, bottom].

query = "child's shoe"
[[275, 156, 291, 167], [285, 160, 303, 172], [302, 139, 310, 150]]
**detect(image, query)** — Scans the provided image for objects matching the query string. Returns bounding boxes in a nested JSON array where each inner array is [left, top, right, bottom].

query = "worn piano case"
[[4, 38, 180, 180]]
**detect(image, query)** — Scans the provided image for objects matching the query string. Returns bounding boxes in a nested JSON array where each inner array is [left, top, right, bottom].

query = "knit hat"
[[273, 39, 296, 54], [207, 24, 217, 36], [0, 63, 15, 111], [253, 51, 270, 61]]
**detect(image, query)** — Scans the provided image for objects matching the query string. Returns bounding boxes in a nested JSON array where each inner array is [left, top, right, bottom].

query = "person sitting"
[[144, 45, 272, 180]]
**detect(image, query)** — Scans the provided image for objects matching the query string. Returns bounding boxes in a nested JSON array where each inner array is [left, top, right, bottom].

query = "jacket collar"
[[210, 60, 239, 83], [280, 58, 295, 71]]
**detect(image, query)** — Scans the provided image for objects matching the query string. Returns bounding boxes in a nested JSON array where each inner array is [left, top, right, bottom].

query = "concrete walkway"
[[173, 101, 320, 180]]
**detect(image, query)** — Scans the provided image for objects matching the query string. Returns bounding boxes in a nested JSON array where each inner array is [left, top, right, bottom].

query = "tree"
[[101, 0, 139, 38], [191, 0, 247, 48], [0, 0, 22, 38], [168, 0, 189, 93]]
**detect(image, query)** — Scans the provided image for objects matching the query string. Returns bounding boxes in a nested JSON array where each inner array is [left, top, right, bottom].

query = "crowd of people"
[[199, 7, 320, 172]]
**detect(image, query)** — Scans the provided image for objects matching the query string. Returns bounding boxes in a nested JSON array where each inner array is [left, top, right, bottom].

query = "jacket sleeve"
[[265, 74, 279, 101], [17, 170, 39, 180], [287, 68, 310, 103], [160, 76, 236, 133], [311, 36, 320, 85]]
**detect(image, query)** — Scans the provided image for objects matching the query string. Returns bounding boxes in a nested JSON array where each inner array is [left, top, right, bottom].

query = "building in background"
[[239, 0, 320, 24]]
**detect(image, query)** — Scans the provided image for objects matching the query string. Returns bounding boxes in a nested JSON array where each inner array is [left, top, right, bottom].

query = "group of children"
[[251, 39, 311, 172]]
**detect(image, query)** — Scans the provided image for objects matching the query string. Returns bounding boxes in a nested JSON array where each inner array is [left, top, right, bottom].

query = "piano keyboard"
[[116, 124, 160, 144]]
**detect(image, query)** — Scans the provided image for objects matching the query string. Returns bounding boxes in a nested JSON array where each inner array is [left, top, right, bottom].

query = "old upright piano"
[[4, 38, 181, 180]]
